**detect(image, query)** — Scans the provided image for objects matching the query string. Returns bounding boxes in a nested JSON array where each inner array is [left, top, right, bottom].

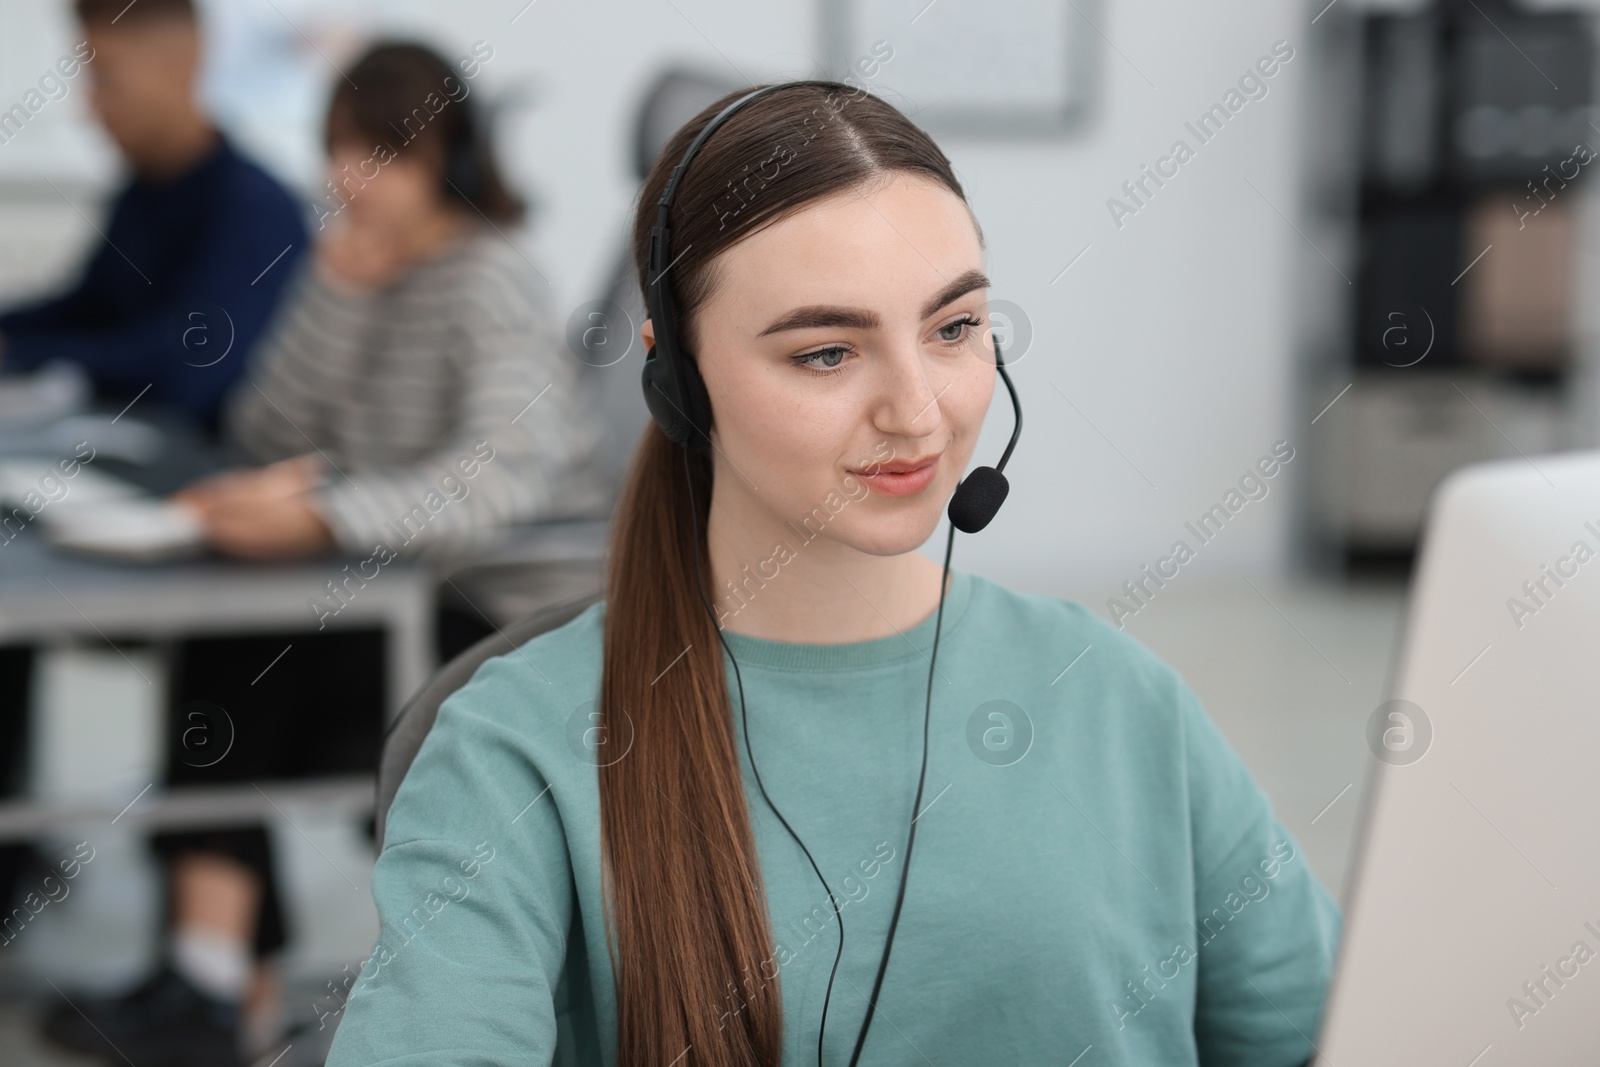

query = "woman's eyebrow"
[[757, 306, 879, 336], [920, 269, 990, 320], [755, 269, 992, 338]]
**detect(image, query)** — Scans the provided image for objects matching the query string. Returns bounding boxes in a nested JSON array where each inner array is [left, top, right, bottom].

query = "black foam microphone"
[[947, 466, 1008, 533], [946, 336, 1022, 533]]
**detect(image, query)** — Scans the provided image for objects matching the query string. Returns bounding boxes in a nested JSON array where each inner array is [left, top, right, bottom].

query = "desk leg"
[[386, 589, 434, 726]]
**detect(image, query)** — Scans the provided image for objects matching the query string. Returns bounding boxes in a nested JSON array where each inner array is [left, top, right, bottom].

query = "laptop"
[[1313, 449, 1600, 1065]]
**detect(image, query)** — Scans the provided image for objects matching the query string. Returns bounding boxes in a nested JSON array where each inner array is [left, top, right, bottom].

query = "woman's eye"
[[794, 346, 848, 371], [937, 316, 981, 343]]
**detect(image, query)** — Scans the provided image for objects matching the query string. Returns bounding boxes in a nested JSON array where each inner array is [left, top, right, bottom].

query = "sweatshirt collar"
[[717, 569, 974, 671]]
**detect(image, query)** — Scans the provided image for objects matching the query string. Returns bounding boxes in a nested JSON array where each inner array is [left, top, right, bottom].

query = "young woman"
[[324, 81, 1341, 1067]]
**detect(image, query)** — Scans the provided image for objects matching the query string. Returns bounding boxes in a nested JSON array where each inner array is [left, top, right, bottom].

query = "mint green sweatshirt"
[[324, 568, 1341, 1066]]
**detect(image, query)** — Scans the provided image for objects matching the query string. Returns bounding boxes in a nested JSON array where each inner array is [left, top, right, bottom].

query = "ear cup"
[[676, 349, 713, 449], [641, 345, 686, 445], [444, 96, 487, 204], [445, 142, 485, 203], [641, 343, 713, 450], [642, 213, 715, 450]]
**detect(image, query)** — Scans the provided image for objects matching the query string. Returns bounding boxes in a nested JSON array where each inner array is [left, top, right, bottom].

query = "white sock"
[[171, 928, 250, 1002]]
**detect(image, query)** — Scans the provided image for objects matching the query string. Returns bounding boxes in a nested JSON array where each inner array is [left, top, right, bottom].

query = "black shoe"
[[41, 964, 242, 1067]]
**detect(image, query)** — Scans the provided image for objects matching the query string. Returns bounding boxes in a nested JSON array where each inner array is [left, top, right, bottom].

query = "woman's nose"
[[871, 344, 946, 439]]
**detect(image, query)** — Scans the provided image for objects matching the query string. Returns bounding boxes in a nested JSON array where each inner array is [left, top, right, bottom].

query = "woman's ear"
[[641, 318, 656, 352]]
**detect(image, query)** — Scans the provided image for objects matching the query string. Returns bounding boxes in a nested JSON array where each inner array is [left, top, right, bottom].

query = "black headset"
[[640, 81, 1023, 1067], [443, 92, 487, 207]]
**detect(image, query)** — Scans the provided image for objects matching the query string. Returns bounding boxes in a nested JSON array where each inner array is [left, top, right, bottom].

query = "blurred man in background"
[[0, 0, 307, 430], [0, 0, 306, 1063]]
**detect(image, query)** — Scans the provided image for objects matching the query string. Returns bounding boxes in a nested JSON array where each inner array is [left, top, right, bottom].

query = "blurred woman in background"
[[188, 40, 608, 558], [42, 42, 608, 1067]]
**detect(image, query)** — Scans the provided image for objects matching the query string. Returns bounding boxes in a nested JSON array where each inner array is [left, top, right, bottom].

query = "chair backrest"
[[374, 591, 602, 845]]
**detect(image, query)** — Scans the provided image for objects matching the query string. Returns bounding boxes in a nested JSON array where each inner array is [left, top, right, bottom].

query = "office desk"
[[0, 532, 436, 722], [0, 517, 611, 841], [0, 402, 609, 721], [0, 398, 610, 838], [0, 531, 431, 843]]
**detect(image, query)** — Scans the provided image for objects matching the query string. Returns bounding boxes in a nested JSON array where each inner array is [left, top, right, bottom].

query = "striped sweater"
[[224, 226, 611, 556]]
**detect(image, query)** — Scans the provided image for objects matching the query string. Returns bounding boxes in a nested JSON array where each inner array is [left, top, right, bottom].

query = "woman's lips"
[[852, 456, 939, 497]]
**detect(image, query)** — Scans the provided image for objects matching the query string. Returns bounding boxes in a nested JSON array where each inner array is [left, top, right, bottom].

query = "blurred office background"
[[1, 0, 1597, 1062]]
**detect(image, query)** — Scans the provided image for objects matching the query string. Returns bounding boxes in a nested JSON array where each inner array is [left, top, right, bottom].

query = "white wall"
[[0, 0, 1329, 603]]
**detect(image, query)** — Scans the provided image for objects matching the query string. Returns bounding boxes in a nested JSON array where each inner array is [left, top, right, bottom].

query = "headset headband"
[[641, 80, 857, 450]]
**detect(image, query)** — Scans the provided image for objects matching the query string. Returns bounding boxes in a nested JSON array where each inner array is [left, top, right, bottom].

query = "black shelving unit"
[[1320, 0, 1598, 574]]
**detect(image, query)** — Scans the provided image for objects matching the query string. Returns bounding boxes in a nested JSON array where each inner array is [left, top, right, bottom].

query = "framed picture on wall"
[[822, 0, 1098, 136]]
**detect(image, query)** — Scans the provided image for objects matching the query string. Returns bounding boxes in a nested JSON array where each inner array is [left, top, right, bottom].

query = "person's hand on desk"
[[171, 454, 335, 559]]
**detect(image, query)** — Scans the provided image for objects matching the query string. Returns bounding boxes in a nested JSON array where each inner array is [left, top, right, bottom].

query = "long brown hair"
[[600, 81, 967, 1066]]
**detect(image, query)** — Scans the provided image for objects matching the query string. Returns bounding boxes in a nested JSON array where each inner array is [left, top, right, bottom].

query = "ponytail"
[[598, 426, 783, 1064]]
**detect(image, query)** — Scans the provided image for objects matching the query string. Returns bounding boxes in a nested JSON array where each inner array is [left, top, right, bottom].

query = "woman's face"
[[674, 171, 995, 558], [326, 138, 446, 229]]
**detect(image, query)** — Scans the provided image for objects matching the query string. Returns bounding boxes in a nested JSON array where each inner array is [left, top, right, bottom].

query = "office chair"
[[374, 591, 601, 844]]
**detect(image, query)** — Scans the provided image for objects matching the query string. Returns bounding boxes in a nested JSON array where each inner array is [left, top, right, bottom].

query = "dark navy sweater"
[[0, 131, 308, 425]]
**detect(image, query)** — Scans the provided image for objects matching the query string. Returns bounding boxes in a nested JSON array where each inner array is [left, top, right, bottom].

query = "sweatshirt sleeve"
[[307, 265, 607, 555], [1178, 675, 1343, 1067], [323, 654, 570, 1067]]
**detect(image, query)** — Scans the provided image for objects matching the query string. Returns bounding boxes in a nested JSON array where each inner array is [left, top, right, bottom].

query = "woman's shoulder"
[[962, 572, 1243, 792], [962, 571, 1192, 710], [441, 598, 608, 734], [382, 599, 607, 845], [430, 226, 554, 322]]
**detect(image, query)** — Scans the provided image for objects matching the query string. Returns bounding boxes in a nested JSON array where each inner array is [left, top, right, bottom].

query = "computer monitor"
[[1314, 449, 1600, 1065]]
